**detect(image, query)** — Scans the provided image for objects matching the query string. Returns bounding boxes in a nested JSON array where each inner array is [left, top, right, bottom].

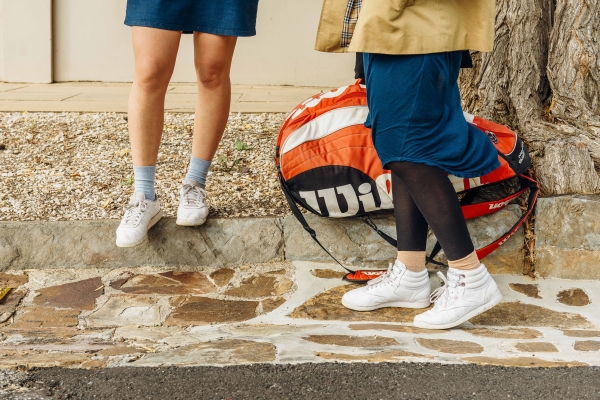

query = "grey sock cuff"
[[133, 165, 157, 200], [186, 156, 212, 188]]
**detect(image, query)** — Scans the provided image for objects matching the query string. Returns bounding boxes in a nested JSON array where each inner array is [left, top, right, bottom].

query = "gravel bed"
[[0, 112, 288, 221]]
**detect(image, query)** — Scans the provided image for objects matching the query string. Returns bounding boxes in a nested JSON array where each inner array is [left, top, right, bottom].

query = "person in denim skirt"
[[116, 0, 259, 247]]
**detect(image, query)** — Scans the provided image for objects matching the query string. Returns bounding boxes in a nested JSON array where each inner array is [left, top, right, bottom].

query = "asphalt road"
[[2, 363, 600, 400]]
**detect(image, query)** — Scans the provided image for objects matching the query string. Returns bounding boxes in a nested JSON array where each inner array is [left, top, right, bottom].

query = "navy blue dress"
[[363, 51, 500, 179], [125, 0, 260, 37]]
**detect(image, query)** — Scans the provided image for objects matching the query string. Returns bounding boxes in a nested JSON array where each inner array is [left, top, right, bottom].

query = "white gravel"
[[0, 112, 288, 221]]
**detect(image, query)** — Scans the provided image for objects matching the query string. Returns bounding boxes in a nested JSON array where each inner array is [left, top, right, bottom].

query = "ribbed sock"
[[397, 251, 427, 272], [185, 156, 212, 188], [447, 251, 481, 271], [133, 165, 156, 201]]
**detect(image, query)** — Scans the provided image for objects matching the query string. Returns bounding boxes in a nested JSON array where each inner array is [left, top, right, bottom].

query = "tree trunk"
[[459, 0, 600, 195]]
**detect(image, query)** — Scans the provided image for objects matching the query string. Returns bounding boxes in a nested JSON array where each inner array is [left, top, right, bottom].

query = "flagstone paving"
[[557, 288, 591, 306], [508, 283, 541, 299], [0, 261, 599, 370]]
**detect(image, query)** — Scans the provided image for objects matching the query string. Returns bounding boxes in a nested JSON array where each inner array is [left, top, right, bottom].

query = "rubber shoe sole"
[[116, 210, 164, 248], [342, 297, 431, 312], [413, 290, 503, 330], [176, 214, 207, 227]]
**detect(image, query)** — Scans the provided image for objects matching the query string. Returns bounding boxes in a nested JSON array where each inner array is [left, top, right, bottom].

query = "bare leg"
[[191, 33, 238, 161], [129, 27, 182, 167], [117, 27, 181, 248]]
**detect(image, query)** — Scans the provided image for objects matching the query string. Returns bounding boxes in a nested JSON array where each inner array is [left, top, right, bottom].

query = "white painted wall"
[[0, 2, 4, 81], [1, 0, 53, 83], [52, 0, 354, 86]]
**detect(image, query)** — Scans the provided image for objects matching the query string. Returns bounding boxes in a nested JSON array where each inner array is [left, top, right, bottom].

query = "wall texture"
[[1, 0, 53, 83], [0, 2, 4, 81], [52, 0, 355, 86]]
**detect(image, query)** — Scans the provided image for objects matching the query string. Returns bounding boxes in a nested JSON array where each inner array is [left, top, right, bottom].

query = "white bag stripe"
[[280, 105, 369, 157]]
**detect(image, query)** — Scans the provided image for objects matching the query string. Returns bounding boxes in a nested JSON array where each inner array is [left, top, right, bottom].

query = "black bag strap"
[[360, 216, 447, 267], [279, 177, 356, 273], [473, 173, 539, 259]]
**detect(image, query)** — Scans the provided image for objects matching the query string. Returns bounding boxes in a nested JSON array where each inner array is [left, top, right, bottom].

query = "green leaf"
[[120, 176, 134, 186], [235, 140, 248, 151]]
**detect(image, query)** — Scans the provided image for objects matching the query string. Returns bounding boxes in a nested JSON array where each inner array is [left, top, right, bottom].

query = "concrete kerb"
[[1, 196, 599, 278]]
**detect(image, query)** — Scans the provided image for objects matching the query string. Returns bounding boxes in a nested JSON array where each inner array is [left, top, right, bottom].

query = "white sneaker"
[[176, 179, 208, 226], [115, 192, 163, 248], [413, 264, 502, 330], [341, 260, 431, 311]]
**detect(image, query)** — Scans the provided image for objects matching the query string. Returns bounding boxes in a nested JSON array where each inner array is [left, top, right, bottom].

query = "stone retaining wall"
[[1, 197, 598, 278], [535, 195, 600, 279]]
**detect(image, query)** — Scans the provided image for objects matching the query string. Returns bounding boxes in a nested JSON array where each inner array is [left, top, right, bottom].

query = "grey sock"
[[133, 165, 156, 200], [185, 156, 211, 188]]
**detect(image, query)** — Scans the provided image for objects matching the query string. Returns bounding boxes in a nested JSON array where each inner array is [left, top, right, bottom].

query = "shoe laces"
[[181, 183, 207, 207], [122, 200, 148, 226], [366, 263, 399, 290], [429, 270, 465, 306]]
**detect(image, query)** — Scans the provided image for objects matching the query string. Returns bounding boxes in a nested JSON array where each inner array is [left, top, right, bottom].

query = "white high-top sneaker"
[[176, 179, 208, 226], [341, 260, 431, 311], [413, 264, 502, 330], [116, 192, 163, 248]]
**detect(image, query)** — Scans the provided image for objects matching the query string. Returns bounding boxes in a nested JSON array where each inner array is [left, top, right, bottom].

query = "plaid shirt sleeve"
[[340, 0, 362, 48]]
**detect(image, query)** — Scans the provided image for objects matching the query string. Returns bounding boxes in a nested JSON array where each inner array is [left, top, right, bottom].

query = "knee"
[[134, 61, 172, 94], [196, 62, 228, 89]]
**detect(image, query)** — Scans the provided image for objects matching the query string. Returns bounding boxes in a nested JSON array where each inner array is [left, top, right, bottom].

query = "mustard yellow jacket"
[[315, 0, 495, 54]]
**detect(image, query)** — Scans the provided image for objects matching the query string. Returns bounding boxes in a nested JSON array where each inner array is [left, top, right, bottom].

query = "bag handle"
[[363, 173, 539, 266], [281, 173, 539, 282], [475, 173, 539, 259]]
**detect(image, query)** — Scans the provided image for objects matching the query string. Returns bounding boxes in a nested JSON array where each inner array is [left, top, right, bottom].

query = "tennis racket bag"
[[276, 81, 539, 282]]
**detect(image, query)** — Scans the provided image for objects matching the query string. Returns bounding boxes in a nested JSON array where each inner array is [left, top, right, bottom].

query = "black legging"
[[388, 161, 475, 261]]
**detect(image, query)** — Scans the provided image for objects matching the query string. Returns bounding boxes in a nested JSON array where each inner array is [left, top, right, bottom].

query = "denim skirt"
[[125, 0, 260, 37], [363, 51, 500, 179]]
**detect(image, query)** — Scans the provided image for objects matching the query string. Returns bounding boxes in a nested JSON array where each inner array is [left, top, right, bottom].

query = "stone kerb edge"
[[1, 197, 598, 278], [0, 217, 285, 270]]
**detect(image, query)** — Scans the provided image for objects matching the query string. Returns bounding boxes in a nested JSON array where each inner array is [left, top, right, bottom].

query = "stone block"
[[284, 205, 524, 273], [34, 277, 103, 310], [535, 195, 600, 279], [0, 217, 283, 270], [133, 339, 277, 366], [85, 296, 171, 328], [283, 214, 397, 268]]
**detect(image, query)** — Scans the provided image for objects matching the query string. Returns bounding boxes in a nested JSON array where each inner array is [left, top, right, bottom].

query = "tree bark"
[[459, 0, 553, 128], [547, 0, 600, 163], [536, 141, 600, 194], [459, 0, 600, 195]]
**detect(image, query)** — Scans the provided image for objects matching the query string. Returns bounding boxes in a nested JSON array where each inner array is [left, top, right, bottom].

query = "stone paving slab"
[[0, 261, 598, 370], [0, 83, 327, 113]]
